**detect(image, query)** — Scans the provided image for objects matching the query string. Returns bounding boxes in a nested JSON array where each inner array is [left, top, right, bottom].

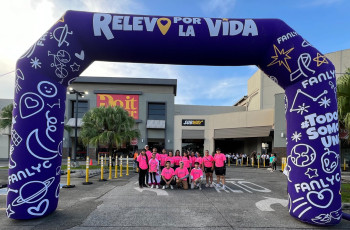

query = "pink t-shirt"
[[165, 156, 174, 166], [158, 154, 168, 166], [175, 167, 189, 181], [182, 156, 191, 169], [214, 153, 226, 167], [174, 156, 181, 165], [195, 157, 203, 166], [146, 150, 152, 160], [161, 167, 175, 180], [190, 168, 203, 180], [137, 155, 148, 170], [149, 158, 159, 172], [203, 155, 214, 168], [190, 156, 196, 167]]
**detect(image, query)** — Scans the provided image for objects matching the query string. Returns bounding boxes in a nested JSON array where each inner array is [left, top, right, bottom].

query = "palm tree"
[[0, 103, 13, 130], [80, 106, 140, 157], [337, 68, 350, 142]]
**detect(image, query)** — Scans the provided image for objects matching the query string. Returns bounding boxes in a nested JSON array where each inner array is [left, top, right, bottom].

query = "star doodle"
[[296, 103, 310, 115], [6, 204, 15, 218], [30, 57, 42, 69], [305, 168, 318, 179], [318, 96, 331, 108], [301, 121, 310, 129], [291, 131, 302, 142], [313, 53, 328, 67], [70, 62, 80, 72], [267, 44, 294, 73]]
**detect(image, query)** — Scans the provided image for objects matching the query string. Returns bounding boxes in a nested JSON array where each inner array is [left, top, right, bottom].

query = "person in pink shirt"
[[203, 150, 214, 187], [157, 148, 168, 171], [214, 148, 227, 189], [195, 153, 203, 169], [144, 145, 152, 187], [190, 162, 203, 190], [190, 151, 196, 169], [165, 150, 174, 168], [173, 150, 181, 170], [174, 161, 189, 190], [181, 151, 191, 170], [160, 161, 176, 189], [149, 152, 159, 189], [137, 149, 149, 188]]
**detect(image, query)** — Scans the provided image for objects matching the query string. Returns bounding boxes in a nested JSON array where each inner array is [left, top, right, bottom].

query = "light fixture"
[[69, 87, 73, 91], [281, 132, 284, 138], [141, 139, 144, 143], [85, 91, 89, 95]]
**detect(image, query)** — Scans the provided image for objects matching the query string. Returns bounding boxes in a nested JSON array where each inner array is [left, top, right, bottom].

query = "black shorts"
[[215, 167, 226, 176], [204, 167, 213, 173]]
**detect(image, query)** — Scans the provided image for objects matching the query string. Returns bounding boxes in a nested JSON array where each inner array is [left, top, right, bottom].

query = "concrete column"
[[204, 129, 214, 153]]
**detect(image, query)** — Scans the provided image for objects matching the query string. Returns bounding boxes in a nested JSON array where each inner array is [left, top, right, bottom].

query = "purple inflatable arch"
[[7, 10, 346, 225]]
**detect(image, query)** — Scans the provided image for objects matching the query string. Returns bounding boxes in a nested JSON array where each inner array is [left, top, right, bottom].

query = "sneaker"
[[156, 185, 159, 189], [162, 186, 165, 190], [199, 186, 202, 191], [170, 185, 174, 190], [150, 185, 154, 189], [222, 185, 226, 190], [216, 183, 221, 188], [191, 183, 194, 189], [210, 184, 214, 188], [139, 185, 143, 189], [205, 183, 209, 187]]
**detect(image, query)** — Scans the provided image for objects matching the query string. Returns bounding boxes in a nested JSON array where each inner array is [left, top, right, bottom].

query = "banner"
[[96, 94, 139, 119]]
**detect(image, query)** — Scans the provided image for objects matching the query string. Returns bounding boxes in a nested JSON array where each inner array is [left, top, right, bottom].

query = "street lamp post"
[[68, 88, 88, 164]]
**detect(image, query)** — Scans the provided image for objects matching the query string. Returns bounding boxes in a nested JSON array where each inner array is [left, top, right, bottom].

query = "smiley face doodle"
[[37, 81, 57, 98]]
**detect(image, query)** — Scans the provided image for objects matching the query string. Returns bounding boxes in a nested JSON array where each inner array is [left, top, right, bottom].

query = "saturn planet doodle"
[[12, 177, 55, 207]]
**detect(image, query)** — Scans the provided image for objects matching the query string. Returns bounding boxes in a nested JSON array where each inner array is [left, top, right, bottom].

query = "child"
[[190, 152, 196, 169], [190, 162, 203, 190], [203, 150, 214, 187], [195, 153, 203, 169], [174, 161, 189, 190], [137, 149, 148, 188], [161, 161, 176, 189], [270, 153, 277, 172], [158, 148, 168, 171], [149, 152, 159, 189], [173, 150, 181, 169]]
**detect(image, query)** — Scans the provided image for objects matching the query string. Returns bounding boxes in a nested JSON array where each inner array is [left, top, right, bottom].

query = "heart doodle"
[[19, 92, 44, 119], [75, 50, 85, 60], [25, 97, 39, 109], [307, 188, 333, 209], [27, 199, 49, 216]]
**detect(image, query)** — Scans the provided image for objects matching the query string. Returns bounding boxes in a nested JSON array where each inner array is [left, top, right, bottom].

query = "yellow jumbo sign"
[[96, 94, 139, 119]]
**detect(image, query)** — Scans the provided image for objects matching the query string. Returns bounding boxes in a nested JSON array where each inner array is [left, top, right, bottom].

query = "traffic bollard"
[[114, 156, 118, 178], [126, 155, 129, 176], [251, 158, 254, 167], [98, 153, 100, 165], [236, 159, 238, 166], [264, 159, 266, 168], [83, 156, 93, 185], [228, 158, 230, 167], [241, 157, 243, 166], [258, 159, 260, 168], [246, 158, 248, 166], [104, 154, 107, 166], [99, 156, 107, 181], [63, 157, 75, 188], [109, 156, 112, 179], [120, 156, 123, 177]]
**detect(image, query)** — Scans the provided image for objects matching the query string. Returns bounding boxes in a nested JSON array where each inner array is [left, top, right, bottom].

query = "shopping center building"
[[1, 49, 349, 162]]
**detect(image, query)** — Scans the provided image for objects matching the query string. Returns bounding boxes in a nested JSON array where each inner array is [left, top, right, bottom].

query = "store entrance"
[[182, 139, 204, 155], [148, 138, 165, 152]]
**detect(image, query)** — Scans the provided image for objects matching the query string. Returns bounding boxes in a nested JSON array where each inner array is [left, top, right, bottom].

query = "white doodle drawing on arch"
[[311, 208, 342, 225], [47, 99, 61, 108], [55, 184, 60, 198], [11, 129, 22, 147], [290, 143, 316, 167], [321, 148, 339, 174], [318, 96, 331, 108], [50, 24, 73, 47], [27, 199, 49, 216], [290, 53, 315, 82], [6, 204, 15, 218], [291, 131, 302, 142], [30, 57, 42, 69], [75, 50, 85, 60], [289, 89, 327, 114], [19, 92, 44, 119], [19, 32, 48, 59], [48, 50, 71, 79], [15, 69, 25, 94], [289, 196, 312, 218], [70, 62, 80, 72], [9, 145, 16, 169], [26, 129, 61, 160], [307, 188, 333, 209], [12, 177, 55, 207], [38, 81, 58, 98], [305, 168, 318, 179], [45, 111, 58, 142]]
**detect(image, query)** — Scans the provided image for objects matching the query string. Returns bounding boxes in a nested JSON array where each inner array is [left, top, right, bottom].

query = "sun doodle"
[[267, 44, 294, 73]]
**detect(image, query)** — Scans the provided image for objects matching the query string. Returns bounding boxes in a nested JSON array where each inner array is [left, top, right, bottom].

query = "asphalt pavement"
[[0, 166, 350, 229]]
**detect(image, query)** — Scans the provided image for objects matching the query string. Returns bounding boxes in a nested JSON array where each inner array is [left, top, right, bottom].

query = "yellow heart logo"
[[157, 18, 171, 35]]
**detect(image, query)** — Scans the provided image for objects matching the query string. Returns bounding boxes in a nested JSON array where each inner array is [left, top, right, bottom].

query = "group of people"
[[135, 145, 227, 190], [224, 152, 278, 171]]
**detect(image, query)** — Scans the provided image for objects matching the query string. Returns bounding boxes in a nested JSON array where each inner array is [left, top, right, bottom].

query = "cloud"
[[200, 0, 236, 16]]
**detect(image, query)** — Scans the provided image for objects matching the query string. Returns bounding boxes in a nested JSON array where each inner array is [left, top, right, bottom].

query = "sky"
[[0, 0, 349, 105]]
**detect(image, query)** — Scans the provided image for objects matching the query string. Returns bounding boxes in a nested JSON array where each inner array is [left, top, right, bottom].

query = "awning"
[[66, 118, 83, 127], [214, 126, 272, 139], [182, 130, 204, 139]]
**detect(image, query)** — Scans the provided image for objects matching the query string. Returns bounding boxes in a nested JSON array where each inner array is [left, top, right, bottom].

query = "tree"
[[80, 106, 140, 156], [0, 104, 13, 130], [337, 68, 350, 141]]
